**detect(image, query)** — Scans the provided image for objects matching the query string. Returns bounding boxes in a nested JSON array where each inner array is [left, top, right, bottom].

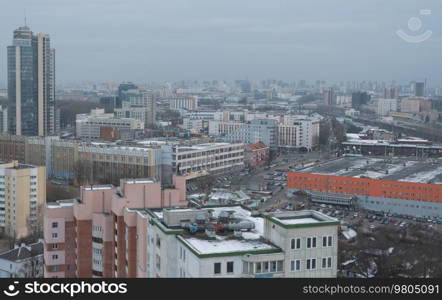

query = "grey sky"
[[1, 0, 441, 85]]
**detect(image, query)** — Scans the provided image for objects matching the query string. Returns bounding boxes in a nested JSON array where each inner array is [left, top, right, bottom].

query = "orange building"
[[288, 172, 442, 217]]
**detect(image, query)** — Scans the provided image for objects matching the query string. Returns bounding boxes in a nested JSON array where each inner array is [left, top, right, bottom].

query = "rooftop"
[[297, 156, 442, 184], [0, 241, 43, 262], [176, 142, 241, 152], [269, 210, 338, 227], [149, 205, 280, 256]]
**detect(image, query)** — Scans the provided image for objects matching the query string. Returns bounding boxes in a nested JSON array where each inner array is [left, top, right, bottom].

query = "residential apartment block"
[[143, 206, 338, 278], [0, 161, 46, 239], [168, 95, 198, 111], [43, 175, 186, 278], [209, 117, 319, 150]]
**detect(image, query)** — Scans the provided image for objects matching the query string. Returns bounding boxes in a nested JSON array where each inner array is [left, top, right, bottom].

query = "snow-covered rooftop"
[[181, 236, 276, 255], [298, 156, 442, 184]]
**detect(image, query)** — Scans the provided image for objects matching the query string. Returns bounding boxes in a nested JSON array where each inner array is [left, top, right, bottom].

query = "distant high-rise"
[[415, 82, 425, 97], [7, 26, 56, 136], [351, 91, 370, 110], [117, 82, 138, 108], [323, 88, 335, 106], [384, 87, 397, 99]]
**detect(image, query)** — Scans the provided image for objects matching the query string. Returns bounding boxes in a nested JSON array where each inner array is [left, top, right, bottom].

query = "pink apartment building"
[[43, 175, 186, 278]]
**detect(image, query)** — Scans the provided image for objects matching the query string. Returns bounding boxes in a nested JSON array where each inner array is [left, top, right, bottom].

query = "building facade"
[[7, 26, 55, 137], [43, 176, 186, 278], [76, 109, 144, 140], [0, 161, 46, 239], [144, 206, 338, 278], [167, 142, 245, 176], [245, 142, 269, 167], [0, 241, 44, 278], [288, 172, 442, 217], [168, 95, 198, 111]]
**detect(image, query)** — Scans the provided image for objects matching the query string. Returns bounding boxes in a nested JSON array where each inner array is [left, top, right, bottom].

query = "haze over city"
[[1, 0, 441, 85], [1, 0, 442, 285]]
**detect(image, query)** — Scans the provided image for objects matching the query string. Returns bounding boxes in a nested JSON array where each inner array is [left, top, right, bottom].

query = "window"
[[156, 255, 161, 271], [156, 235, 161, 248], [52, 244, 58, 250], [323, 236, 333, 247], [307, 237, 316, 248], [255, 262, 262, 273], [214, 262, 221, 274], [263, 261, 269, 273], [291, 260, 301, 272], [322, 257, 332, 269], [291, 238, 301, 249], [242, 261, 249, 274], [52, 222, 58, 228], [276, 260, 283, 272], [52, 233, 58, 239], [306, 258, 316, 270], [270, 261, 277, 272], [327, 257, 332, 269], [52, 254, 58, 260], [227, 261, 234, 273]]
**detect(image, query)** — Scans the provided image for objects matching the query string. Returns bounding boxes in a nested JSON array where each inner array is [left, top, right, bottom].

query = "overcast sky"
[[0, 0, 441, 86]]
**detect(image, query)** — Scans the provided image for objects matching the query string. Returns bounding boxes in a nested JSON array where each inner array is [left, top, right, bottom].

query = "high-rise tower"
[[7, 26, 56, 136]]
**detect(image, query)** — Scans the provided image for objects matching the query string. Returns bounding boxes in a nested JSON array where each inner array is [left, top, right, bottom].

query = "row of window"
[[243, 260, 284, 274], [214, 261, 234, 274], [290, 236, 333, 250], [290, 257, 333, 272]]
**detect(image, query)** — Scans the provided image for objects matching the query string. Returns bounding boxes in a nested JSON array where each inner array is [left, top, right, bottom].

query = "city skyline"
[[0, 0, 441, 86]]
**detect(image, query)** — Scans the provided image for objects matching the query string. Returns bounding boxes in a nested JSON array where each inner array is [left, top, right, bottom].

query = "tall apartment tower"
[[384, 87, 397, 99], [323, 88, 335, 106], [43, 176, 186, 278], [0, 161, 46, 239], [7, 26, 56, 137], [415, 82, 425, 97]]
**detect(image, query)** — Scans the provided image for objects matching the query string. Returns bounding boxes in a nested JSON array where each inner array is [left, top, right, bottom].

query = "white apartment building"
[[209, 117, 319, 150], [76, 109, 144, 139], [168, 142, 245, 176], [182, 111, 224, 121], [169, 96, 198, 111], [377, 99, 398, 116], [279, 118, 320, 150], [144, 206, 339, 278], [0, 241, 44, 278], [180, 118, 206, 133]]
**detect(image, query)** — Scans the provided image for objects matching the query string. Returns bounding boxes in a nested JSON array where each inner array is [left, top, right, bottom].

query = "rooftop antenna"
[[24, 8, 27, 26]]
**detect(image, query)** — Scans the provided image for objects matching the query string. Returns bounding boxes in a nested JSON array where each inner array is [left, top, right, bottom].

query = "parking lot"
[[306, 202, 442, 234]]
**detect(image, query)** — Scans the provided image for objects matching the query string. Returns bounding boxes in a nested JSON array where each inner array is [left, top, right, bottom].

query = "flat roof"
[[82, 185, 114, 191], [151, 205, 280, 256], [298, 157, 442, 184], [270, 210, 338, 227], [181, 236, 277, 255]]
